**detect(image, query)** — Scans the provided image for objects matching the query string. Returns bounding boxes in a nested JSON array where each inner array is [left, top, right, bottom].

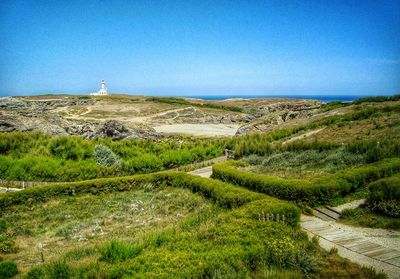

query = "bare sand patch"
[[153, 124, 239, 137]]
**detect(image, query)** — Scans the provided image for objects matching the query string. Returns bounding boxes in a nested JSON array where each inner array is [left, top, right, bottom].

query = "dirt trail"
[[79, 106, 93, 116], [129, 107, 193, 123], [282, 127, 325, 144], [58, 105, 195, 123], [188, 166, 213, 178]]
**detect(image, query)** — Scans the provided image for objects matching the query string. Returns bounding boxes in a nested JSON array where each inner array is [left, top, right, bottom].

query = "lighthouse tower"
[[90, 80, 109, 96]]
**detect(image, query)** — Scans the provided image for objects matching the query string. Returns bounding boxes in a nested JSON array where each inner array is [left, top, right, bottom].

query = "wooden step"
[[312, 209, 336, 221], [314, 207, 340, 221]]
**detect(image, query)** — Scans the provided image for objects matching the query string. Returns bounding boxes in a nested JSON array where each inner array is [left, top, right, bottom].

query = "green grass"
[[328, 187, 368, 207], [147, 96, 244, 112], [0, 132, 225, 182], [367, 174, 400, 217], [1, 185, 218, 274], [19, 203, 386, 279], [228, 103, 400, 157], [340, 206, 400, 231], [242, 148, 368, 179], [0, 170, 382, 278], [212, 158, 400, 206], [353, 94, 400, 104]]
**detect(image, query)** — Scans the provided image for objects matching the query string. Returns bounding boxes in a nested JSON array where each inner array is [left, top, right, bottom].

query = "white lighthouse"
[[90, 80, 109, 96]]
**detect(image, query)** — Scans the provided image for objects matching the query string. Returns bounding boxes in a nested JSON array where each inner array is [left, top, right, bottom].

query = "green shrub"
[[212, 158, 400, 205], [0, 236, 17, 254], [0, 132, 226, 181], [23, 267, 45, 279], [341, 206, 400, 230], [346, 139, 400, 163], [353, 94, 400, 104], [243, 154, 265, 165], [48, 136, 92, 160], [100, 241, 142, 263], [171, 172, 265, 209], [0, 220, 8, 234], [0, 261, 18, 278], [232, 199, 300, 227], [48, 261, 70, 279], [93, 144, 120, 167], [367, 175, 400, 217]]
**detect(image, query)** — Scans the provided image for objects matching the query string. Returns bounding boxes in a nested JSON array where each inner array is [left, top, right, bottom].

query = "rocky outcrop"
[[92, 120, 130, 140], [65, 124, 95, 138], [0, 111, 68, 135], [92, 120, 161, 140], [0, 96, 96, 111], [235, 105, 321, 136]]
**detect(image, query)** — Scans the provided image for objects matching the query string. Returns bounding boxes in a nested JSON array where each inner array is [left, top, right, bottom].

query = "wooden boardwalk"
[[301, 215, 400, 278]]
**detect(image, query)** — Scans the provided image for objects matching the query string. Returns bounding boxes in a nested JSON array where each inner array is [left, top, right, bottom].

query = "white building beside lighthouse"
[[90, 80, 109, 96]]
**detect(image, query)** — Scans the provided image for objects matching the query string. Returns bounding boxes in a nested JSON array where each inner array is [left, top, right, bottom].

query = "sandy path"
[[153, 123, 240, 137], [129, 107, 193, 123], [282, 127, 326, 144], [188, 166, 213, 178], [333, 199, 366, 212]]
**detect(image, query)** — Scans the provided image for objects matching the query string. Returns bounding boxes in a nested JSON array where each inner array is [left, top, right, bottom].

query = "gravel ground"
[[333, 199, 366, 212]]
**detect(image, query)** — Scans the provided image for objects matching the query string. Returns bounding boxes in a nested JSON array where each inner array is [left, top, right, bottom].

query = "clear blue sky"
[[0, 0, 399, 97]]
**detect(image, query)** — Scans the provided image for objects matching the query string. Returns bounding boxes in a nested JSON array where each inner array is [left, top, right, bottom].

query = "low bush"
[[170, 172, 265, 209], [0, 260, 18, 278], [242, 154, 265, 165], [0, 172, 168, 210], [346, 139, 400, 163], [353, 94, 400, 104], [93, 144, 121, 167], [212, 158, 400, 205], [0, 220, 8, 234], [0, 236, 17, 254], [232, 199, 300, 227], [0, 132, 226, 181], [367, 175, 400, 217], [0, 172, 299, 226], [341, 206, 400, 230], [100, 241, 143, 263]]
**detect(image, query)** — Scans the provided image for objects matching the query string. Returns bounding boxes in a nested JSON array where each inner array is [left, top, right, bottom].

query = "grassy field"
[[1, 185, 218, 275], [0, 173, 386, 278], [241, 147, 368, 179]]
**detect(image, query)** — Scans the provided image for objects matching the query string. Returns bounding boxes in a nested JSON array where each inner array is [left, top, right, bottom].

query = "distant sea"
[[186, 95, 367, 103]]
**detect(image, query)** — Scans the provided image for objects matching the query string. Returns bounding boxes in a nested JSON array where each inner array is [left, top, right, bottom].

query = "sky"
[[0, 0, 399, 97]]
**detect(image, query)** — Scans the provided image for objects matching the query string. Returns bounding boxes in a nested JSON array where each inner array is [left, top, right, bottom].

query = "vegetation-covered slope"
[[1, 96, 399, 278]]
